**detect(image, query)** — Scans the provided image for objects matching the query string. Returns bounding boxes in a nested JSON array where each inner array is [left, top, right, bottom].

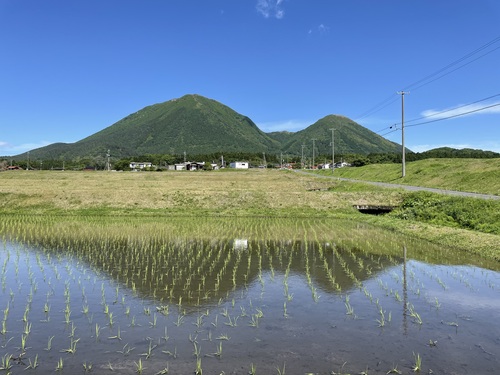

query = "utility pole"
[[106, 149, 111, 171], [397, 91, 409, 177], [311, 139, 316, 169], [330, 128, 335, 173], [301, 144, 305, 169], [262, 152, 266, 168]]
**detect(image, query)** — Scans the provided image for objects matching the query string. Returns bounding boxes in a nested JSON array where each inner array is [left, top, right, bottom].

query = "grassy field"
[[1, 168, 499, 260], [0, 169, 404, 216], [332, 158, 500, 196]]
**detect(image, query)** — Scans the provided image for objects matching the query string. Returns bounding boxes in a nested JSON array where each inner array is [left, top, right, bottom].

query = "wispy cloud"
[[257, 119, 312, 133], [421, 101, 500, 120], [256, 0, 285, 19], [308, 24, 330, 35]]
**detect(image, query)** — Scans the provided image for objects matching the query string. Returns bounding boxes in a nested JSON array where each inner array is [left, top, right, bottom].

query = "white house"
[[229, 161, 249, 169], [129, 162, 153, 170]]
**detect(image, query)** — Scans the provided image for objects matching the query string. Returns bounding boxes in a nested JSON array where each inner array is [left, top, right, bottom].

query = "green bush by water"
[[390, 191, 500, 235]]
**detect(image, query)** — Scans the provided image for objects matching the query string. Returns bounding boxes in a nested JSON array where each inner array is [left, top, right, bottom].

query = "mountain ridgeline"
[[18, 94, 403, 160]]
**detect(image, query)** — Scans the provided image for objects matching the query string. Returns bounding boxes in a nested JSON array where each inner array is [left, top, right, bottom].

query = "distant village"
[[1, 159, 350, 172], [127, 160, 350, 172]]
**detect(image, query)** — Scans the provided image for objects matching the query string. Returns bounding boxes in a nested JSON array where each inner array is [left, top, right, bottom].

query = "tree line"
[[2, 147, 498, 171]]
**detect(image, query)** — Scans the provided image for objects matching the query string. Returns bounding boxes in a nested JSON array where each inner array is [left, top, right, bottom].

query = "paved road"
[[294, 170, 500, 200]]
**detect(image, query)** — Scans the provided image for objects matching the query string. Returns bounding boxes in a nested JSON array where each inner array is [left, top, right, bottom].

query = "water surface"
[[1, 217, 499, 374]]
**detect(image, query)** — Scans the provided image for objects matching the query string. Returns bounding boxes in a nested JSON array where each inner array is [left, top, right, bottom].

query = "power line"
[[354, 36, 500, 122], [405, 93, 500, 124], [354, 94, 399, 121], [379, 128, 399, 137], [376, 93, 500, 137], [406, 102, 500, 128], [405, 44, 500, 92]]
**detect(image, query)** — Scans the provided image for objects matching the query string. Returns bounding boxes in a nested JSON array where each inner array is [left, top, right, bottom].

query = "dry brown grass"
[[0, 169, 403, 215]]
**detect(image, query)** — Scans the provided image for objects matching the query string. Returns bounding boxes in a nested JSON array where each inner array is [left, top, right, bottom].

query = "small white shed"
[[229, 162, 249, 169]]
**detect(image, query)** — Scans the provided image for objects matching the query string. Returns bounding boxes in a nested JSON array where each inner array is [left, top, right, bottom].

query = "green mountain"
[[13, 95, 404, 161], [281, 115, 403, 155], [24, 94, 281, 160], [266, 131, 294, 144]]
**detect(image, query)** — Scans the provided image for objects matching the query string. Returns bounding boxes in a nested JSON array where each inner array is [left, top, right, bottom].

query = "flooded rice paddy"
[[0, 216, 499, 374]]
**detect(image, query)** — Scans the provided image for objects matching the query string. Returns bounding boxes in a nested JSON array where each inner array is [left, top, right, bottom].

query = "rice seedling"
[[162, 347, 177, 359], [149, 312, 157, 327], [406, 303, 423, 325], [25, 353, 39, 370], [20, 333, 30, 351], [55, 357, 64, 371], [386, 364, 402, 374], [162, 326, 169, 342], [195, 357, 203, 375], [249, 363, 257, 375], [135, 357, 145, 374], [209, 341, 222, 358], [82, 303, 89, 315], [68, 322, 76, 339], [249, 313, 260, 327], [193, 314, 204, 328], [141, 338, 158, 359], [344, 295, 354, 316], [60, 337, 80, 354], [108, 326, 122, 340], [434, 297, 441, 309], [83, 361, 93, 372], [376, 308, 387, 327], [276, 362, 286, 375], [95, 323, 101, 341], [155, 364, 169, 375], [224, 313, 239, 327], [108, 312, 115, 326], [192, 341, 201, 359], [412, 352, 422, 372], [174, 314, 184, 327], [0, 353, 12, 371], [331, 361, 351, 375], [117, 343, 135, 355], [45, 335, 55, 351]]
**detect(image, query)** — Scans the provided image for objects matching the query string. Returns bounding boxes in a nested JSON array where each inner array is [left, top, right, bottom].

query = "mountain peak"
[[14, 95, 402, 160]]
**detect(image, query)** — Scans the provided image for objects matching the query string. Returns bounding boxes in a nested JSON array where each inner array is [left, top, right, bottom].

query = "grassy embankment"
[[333, 157, 500, 195], [319, 158, 500, 259], [1, 162, 499, 260]]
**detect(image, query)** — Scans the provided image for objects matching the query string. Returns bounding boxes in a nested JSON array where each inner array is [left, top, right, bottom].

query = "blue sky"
[[1, 0, 499, 157]]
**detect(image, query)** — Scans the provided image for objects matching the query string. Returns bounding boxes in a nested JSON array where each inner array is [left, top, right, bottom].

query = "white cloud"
[[421, 101, 500, 120], [318, 24, 329, 34], [308, 24, 330, 35], [257, 119, 312, 133], [256, 0, 285, 19]]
